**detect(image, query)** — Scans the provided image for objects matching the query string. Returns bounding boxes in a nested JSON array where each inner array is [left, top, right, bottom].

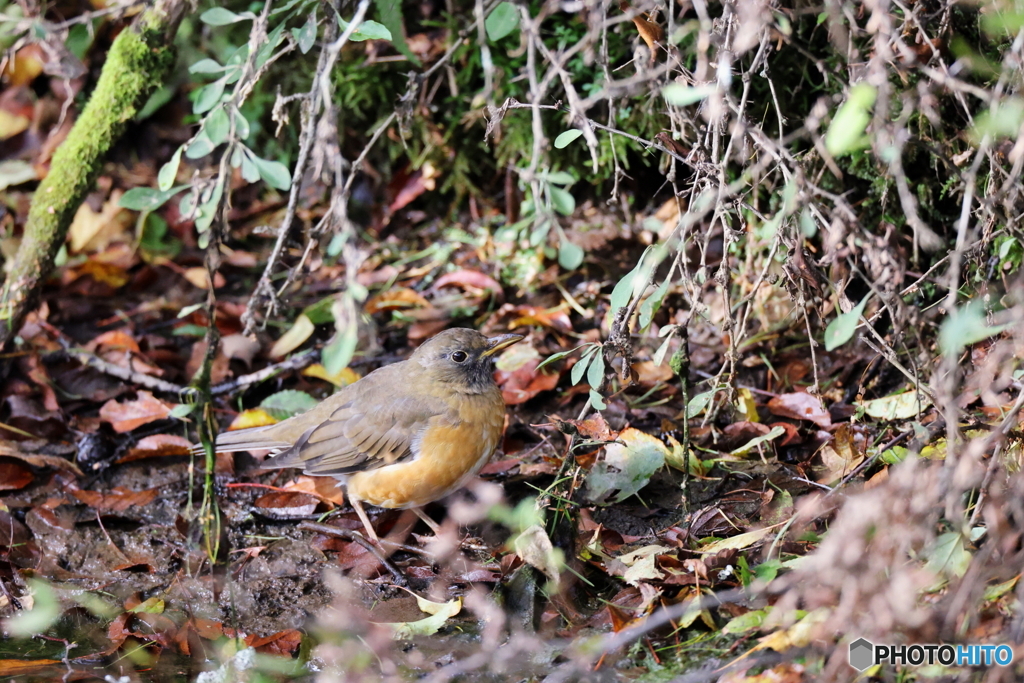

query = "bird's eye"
[[451, 350, 469, 363]]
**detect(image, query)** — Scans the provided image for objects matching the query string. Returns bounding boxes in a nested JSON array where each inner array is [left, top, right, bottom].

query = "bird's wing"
[[261, 383, 452, 476]]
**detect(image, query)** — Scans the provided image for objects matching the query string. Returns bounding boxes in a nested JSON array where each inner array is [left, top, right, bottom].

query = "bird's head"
[[413, 328, 524, 392]]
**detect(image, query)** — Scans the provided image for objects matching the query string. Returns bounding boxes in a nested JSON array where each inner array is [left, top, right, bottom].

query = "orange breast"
[[346, 390, 506, 509]]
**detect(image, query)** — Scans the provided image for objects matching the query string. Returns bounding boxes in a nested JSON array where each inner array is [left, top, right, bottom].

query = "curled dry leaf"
[[495, 343, 560, 405], [86, 330, 140, 354], [766, 392, 831, 428], [254, 492, 320, 518], [431, 269, 504, 300], [0, 459, 33, 491], [513, 524, 563, 587], [815, 424, 865, 485], [220, 334, 261, 367], [364, 287, 430, 314], [388, 161, 439, 214], [99, 391, 173, 433], [506, 304, 573, 333], [68, 191, 132, 253], [282, 475, 346, 506], [619, 1, 663, 57], [183, 267, 226, 290], [0, 441, 82, 476], [118, 434, 193, 463]]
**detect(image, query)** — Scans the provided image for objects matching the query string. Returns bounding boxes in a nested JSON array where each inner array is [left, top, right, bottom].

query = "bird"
[[203, 328, 523, 543]]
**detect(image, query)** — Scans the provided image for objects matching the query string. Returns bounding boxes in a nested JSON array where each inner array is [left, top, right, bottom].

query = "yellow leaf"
[[69, 191, 132, 253], [379, 596, 462, 639], [228, 408, 278, 430], [735, 387, 760, 422], [699, 522, 785, 554], [860, 391, 931, 420], [302, 363, 361, 387], [270, 314, 316, 358]]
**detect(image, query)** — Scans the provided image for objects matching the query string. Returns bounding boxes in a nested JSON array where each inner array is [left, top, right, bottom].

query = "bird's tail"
[[190, 425, 292, 456]]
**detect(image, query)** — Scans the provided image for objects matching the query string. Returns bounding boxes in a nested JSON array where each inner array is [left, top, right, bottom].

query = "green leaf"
[[923, 532, 971, 579], [529, 221, 550, 246], [486, 2, 519, 41], [550, 187, 575, 216], [169, 403, 195, 419], [554, 129, 583, 149], [971, 97, 1024, 142], [587, 348, 605, 389], [193, 79, 226, 115], [4, 579, 60, 637], [260, 390, 318, 421], [323, 325, 359, 375], [190, 58, 226, 74], [610, 245, 656, 312], [186, 130, 215, 159], [730, 425, 785, 456], [254, 23, 288, 70], [205, 107, 230, 147], [340, 17, 392, 41], [194, 183, 224, 233], [662, 83, 715, 106], [240, 153, 260, 183], [201, 8, 254, 25], [302, 296, 336, 325], [823, 295, 869, 351], [686, 389, 715, 418], [570, 348, 596, 386], [119, 185, 188, 211], [536, 346, 584, 371], [558, 239, 584, 270], [374, 0, 420, 65], [232, 108, 251, 141], [638, 277, 671, 331], [825, 82, 876, 156], [722, 609, 769, 635], [938, 299, 1009, 357], [250, 154, 292, 190], [589, 389, 607, 411], [293, 9, 317, 53], [173, 324, 207, 337], [543, 171, 575, 186], [158, 146, 183, 191]]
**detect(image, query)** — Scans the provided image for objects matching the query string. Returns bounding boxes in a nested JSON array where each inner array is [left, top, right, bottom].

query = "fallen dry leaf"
[[69, 191, 133, 253], [118, 434, 193, 462], [72, 486, 160, 511], [99, 391, 173, 433], [766, 392, 831, 428]]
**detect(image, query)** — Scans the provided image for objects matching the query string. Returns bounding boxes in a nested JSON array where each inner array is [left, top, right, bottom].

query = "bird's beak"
[[481, 333, 524, 357]]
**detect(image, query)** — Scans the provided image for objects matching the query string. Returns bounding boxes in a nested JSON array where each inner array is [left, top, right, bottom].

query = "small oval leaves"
[[823, 295, 869, 351], [554, 129, 584, 149], [825, 82, 876, 156], [486, 2, 520, 42]]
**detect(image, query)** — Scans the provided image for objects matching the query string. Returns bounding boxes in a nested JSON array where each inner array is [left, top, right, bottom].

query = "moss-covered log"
[[0, 0, 186, 348]]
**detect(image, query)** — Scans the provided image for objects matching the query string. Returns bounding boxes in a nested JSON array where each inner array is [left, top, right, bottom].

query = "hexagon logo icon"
[[849, 638, 874, 671]]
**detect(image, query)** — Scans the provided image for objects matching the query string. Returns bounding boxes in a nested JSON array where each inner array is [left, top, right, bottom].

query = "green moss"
[[1, 14, 178, 339]]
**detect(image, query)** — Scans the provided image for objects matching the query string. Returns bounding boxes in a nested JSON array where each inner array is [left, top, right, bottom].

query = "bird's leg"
[[296, 521, 406, 586], [411, 509, 487, 552], [413, 507, 443, 535], [350, 497, 380, 544]]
